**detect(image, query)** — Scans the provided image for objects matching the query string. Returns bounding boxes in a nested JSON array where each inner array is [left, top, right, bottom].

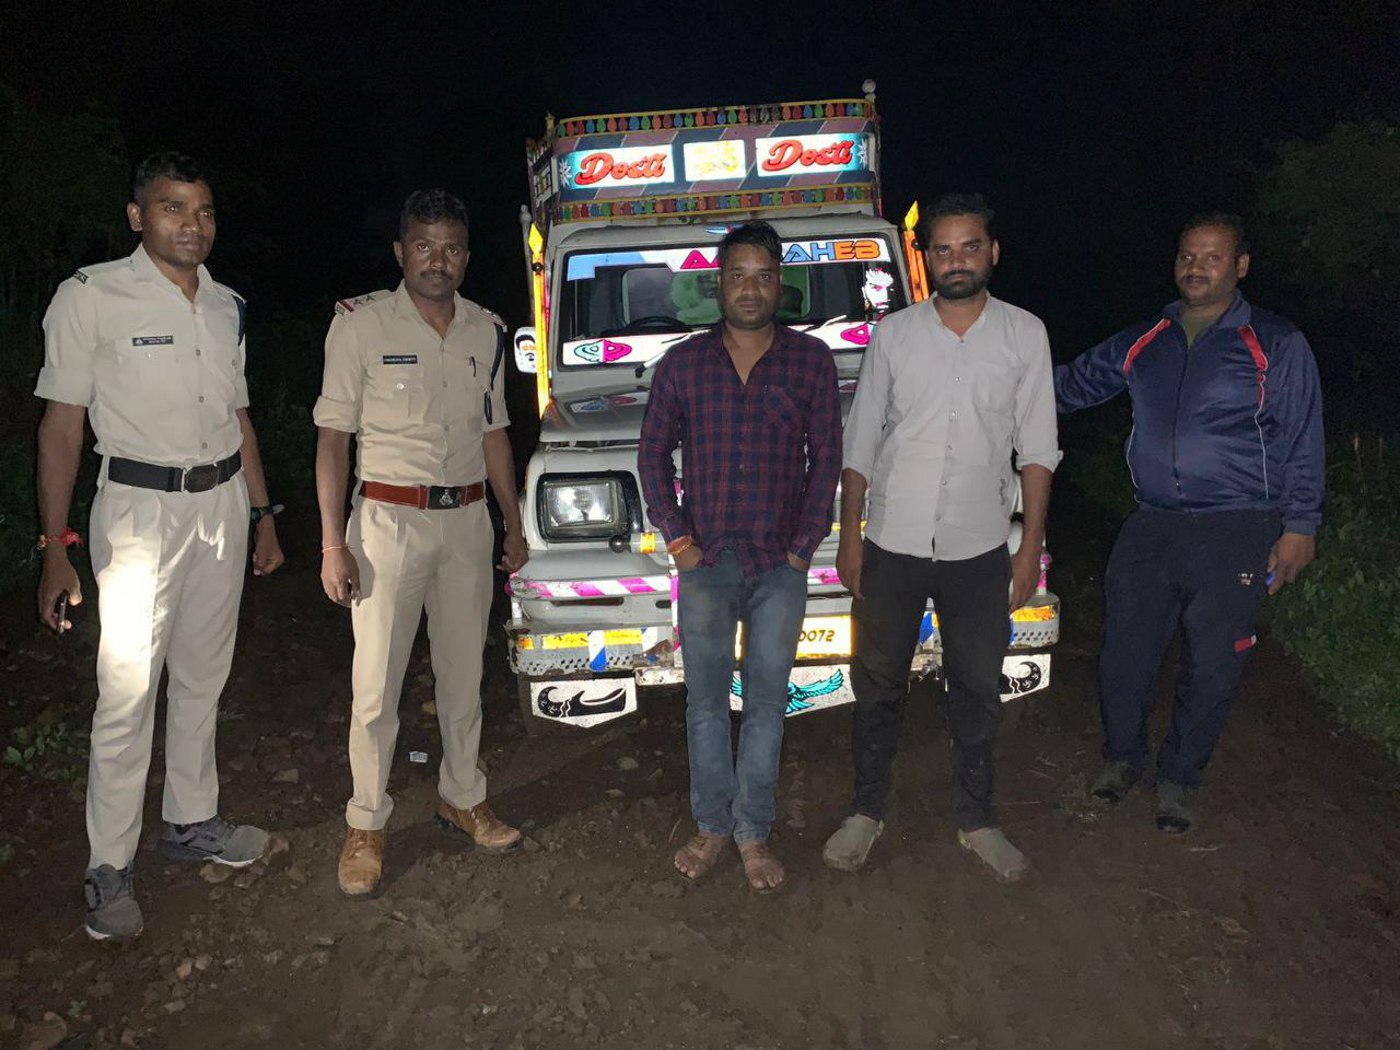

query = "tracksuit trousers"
[[1099, 507, 1282, 787]]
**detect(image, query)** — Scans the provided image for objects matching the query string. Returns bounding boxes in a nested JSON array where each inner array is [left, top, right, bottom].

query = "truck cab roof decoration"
[[526, 96, 882, 229]]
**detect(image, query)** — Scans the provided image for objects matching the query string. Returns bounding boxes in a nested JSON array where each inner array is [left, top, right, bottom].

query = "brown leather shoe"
[[337, 827, 385, 897], [435, 799, 522, 853]]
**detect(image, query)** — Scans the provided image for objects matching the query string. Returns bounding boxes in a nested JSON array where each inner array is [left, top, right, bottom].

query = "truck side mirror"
[[513, 327, 538, 375]]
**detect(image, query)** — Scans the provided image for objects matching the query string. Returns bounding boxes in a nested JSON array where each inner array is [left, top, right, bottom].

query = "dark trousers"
[[850, 540, 1011, 831], [1100, 507, 1281, 787]]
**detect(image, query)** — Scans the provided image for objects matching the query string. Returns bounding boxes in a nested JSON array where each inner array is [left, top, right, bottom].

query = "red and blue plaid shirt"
[[638, 324, 842, 579]]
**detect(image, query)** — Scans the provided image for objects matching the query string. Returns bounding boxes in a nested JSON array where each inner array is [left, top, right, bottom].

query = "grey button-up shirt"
[[844, 295, 1062, 561]]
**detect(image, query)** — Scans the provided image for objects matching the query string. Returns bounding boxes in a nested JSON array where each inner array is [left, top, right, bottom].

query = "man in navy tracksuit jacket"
[[1055, 213, 1324, 832]]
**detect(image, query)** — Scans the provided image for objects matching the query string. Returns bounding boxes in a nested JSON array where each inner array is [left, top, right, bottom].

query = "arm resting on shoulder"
[[1054, 331, 1131, 414]]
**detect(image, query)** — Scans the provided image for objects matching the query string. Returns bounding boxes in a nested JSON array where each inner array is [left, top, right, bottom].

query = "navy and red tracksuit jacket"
[[1054, 293, 1324, 535]]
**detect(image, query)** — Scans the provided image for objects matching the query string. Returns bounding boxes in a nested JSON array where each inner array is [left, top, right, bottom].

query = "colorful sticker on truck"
[[570, 338, 634, 364], [559, 321, 874, 367], [755, 134, 872, 177], [729, 666, 854, 717], [558, 146, 676, 191], [567, 391, 650, 414], [565, 239, 892, 280], [560, 333, 687, 368]]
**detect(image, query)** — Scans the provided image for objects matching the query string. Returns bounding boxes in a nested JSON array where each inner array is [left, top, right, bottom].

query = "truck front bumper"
[[506, 594, 1060, 730]]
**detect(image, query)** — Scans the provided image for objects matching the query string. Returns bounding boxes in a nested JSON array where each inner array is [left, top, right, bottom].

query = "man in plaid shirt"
[[639, 221, 841, 892]]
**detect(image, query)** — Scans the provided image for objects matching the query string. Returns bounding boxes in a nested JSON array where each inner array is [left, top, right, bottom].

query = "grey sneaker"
[[1155, 780, 1196, 834], [1090, 761, 1141, 805], [160, 815, 269, 867], [957, 827, 1030, 883], [84, 865, 143, 941], [822, 814, 884, 872]]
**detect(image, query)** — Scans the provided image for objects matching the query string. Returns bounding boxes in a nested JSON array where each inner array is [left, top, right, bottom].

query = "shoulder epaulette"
[[71, 257, 125, 284], [335, 290, 393, 316], [461, 297, 505, 328], [227, 288, 247, 343], [210, 278, 244, 303]]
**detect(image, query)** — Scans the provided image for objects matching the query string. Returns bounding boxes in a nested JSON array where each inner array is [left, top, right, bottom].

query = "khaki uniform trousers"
[[86, 476, 249, 870], [345, 495, 493, 831]]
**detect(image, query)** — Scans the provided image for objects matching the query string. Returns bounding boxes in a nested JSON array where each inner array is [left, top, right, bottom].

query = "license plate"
[[735, 615, 852, 659], [795, 615, 852, 657]]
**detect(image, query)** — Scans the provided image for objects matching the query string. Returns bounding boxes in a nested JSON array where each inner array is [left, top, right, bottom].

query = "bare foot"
[[737, 840, 785, 892], [674, 832, 726, 882]]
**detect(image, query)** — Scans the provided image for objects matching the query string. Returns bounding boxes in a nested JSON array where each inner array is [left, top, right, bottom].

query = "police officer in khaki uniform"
[[35, 153, 284, 941], [314, 189, 528, 898]]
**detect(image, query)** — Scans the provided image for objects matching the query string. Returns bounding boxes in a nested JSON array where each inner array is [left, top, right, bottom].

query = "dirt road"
[[1, 518, 1397, 1049]]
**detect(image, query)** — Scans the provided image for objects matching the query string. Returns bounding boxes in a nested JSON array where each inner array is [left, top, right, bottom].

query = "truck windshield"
[[557, 236, 905, 368]]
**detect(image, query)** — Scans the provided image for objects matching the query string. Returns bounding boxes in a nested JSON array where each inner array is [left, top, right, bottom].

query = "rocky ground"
[[1, 513, 1397, 1049]]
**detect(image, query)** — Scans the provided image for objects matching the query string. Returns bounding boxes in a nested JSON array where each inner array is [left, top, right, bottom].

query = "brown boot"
[[337, 827, 385, 897], [435, 799, 522, 853]]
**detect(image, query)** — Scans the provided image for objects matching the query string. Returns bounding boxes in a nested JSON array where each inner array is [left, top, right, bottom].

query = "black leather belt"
[[107, 451, 242, 493]]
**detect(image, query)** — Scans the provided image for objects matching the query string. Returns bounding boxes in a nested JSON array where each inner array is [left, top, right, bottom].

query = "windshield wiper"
[[630, 334, 695, 379]]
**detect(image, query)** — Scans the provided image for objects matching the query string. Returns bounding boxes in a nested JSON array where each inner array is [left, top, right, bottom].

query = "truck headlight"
[[539, 477, 627, 540]]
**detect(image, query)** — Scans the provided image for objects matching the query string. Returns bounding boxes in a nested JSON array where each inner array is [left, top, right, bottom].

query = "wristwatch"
[[250, 503, 284, 525]]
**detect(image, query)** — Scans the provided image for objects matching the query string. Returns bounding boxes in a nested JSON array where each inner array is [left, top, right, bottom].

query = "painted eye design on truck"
[[573, 338, 634, 364], [840, 323, 871, 346]]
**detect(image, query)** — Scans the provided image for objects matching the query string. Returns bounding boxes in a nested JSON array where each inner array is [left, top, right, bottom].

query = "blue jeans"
[[677, 549, 807, 843]]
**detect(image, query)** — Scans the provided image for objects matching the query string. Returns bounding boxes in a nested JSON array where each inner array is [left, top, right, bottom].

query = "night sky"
[[4, 0, 1396, 364]]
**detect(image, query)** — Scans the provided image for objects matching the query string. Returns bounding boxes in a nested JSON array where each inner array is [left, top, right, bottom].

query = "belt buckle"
[[182, 464, 219, 492], [432, 486, 461, 509]]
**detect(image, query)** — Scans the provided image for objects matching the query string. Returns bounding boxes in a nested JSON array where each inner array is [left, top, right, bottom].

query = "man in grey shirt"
[[822, 193, 1061, 882]]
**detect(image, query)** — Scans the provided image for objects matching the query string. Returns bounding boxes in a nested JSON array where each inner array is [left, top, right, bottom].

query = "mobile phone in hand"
[[54, 590, 69, 636]]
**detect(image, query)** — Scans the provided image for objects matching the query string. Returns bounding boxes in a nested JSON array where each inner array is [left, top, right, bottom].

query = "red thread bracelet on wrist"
[[36, 527, 83, 551]]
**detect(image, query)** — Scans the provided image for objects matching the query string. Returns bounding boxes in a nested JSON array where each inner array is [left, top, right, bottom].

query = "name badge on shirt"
[[382, 354, 418, 365], [132, 335, 175, 346]]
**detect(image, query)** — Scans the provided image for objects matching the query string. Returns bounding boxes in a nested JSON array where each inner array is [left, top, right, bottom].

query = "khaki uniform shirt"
[[36, 244, 249, 467], [844, 295, 1062, 561], [313, 283, 509, 486]]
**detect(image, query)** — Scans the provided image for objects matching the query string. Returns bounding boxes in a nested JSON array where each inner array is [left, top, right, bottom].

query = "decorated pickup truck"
[[506, 83, 1060, 730]]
